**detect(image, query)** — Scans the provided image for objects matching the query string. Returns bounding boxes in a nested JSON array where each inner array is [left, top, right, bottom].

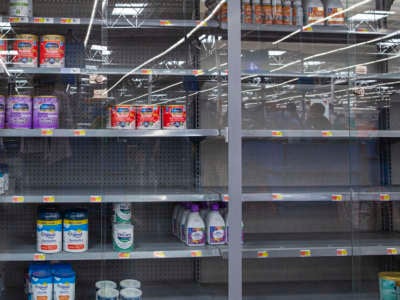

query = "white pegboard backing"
[[107, 0, 197, 20], [3, 259, 195, 299], [243, 202, 381, 234], [5, 138, 195, 189], [201, 139, 381, 187], [198, 256, 382, 284]]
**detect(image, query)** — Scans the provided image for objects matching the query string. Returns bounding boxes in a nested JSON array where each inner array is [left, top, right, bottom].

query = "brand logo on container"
[[141, 107, 153, 113], [45, 43, 59, 49], [18, 42, 32, 49], [13, 103, 29, 111], [68, 231, 83, 238], [41, 231, 56, 238], [36, 284, 49, 291], [39, 104, 56, 112]]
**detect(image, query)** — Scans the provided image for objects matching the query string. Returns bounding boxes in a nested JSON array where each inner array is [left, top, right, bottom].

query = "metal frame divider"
[[228, 0, 242, 298]]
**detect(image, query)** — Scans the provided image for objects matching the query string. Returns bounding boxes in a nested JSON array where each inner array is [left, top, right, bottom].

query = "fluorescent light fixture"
[[84, 0, 100, 48], [0, 50, 17, 55], [0, 22, 11, 29], [103, 0, 226, 95], [349, 10, 395, 22], [273, 0, 372, 45], [268, 50, 286, 56], [112, 3, 148, 16], [91, 45, 108, 51], [198, 34, 206, 41], [304, 61, 325, 66]]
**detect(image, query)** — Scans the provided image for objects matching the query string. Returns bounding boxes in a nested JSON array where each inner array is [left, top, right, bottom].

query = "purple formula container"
[[33, 96, 59, 129], [0, 96, 5, 128], [7, 95, 32, 129]]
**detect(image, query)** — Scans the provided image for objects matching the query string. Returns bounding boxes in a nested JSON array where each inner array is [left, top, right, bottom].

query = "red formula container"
[[162, 105, 187, 129], [110, 105, 136, 129], [136, 105, 161, 129]]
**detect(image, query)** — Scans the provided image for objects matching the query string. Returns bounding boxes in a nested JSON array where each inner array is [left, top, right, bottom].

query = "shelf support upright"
[[228, 0, 242, 298]]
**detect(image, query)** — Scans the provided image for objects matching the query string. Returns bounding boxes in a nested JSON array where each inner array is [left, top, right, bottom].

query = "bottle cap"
[[191, 204, 200, 212]]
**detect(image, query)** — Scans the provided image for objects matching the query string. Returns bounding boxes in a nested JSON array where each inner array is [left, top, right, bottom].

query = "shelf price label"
[[73, 129, 86, 137], [257, 251, 269, 258], [9, 17, 28, 23], [272, 131, 283, 137], [118, 252, 131, 259], [34, 17, 54, 24], [60, 18, 81, 24], [191, 250, 202, 257], [222, 195, 229, 202], [34, 253, 46, 261], [192, 69, 204, 76], [321, 130, 333, 137], [331, 194, 343, 201], [300, 249, 311, 257], [272, 193, 283, 200], [140, 69, 153, 75], [41, 129, 54, 136], [303, 26, 313, 32], [380, 194, 391, 201], [153, 251, 166, 258], [160, 20, 172, 26], [12, 196, 24, 203], [43, 195, 55, 203], [196, 20, 208, 26], [336, 249, 348, 256], [90, 195, 102, 203], [386, 248, 398, 255]]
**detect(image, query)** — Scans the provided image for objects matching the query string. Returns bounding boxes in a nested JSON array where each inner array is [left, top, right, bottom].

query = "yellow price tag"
[[336, 249, 348, 256], [73, 129, 86, 137], [160, 20, 172, 26], [12, 196, 24, 203], [192, 69, 204, 76], [41, 129, 54, 136], [90, 195, 102, 203], [191, 250, 202, 257], [303, 26, 313, 32], [34, 253, 46, 261], [300, 249, 311, 257], [9, 17, 27, 23], [272, 193, 283, 200], [43, 196, 55, 203], [322, 130, 333, 137], [141, 69, 153, 75], [272, 131, 283, 137], [34, 17, 54, 24], [380, 194, 391, 201], [387, 248, 398, 255], [331, 194, 343, 201], [196, 20, 208, 26], [118, 252, 131, 259], [60, 18, 80, 24], [153, 251, 166, 258], [257, 251, 269, 258]]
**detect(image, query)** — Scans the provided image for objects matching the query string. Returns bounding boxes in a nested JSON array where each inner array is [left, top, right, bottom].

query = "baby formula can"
[[95, 281, 117, 291], [120, 288, 142, 300], [37, 208, 62, 253], [27, 263, 51, 300], [97, 288, 119, 300], [13, 34, 38, 67], [33, 96, 59, 129], [0, 96, 5, 128], [53, 269, 76, 300], [40, 35, 65, 68], [9, 0, 33, 17], [379, 272, 400, 300], [63, 209, 89, 252], [0, 39, 7, 63], [113, 203, 132, 224], [113, 223, 134, 252], [162, 105, 187, 129], [120, 279, 141, 290], [136, 105, 161, 129], [7, 95, 32, 128], [110, 105, 136, 129], [31, 270, 53, 300]]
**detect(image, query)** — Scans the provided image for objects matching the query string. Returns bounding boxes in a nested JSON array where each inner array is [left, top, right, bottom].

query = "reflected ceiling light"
[[0, 22, 11, 30], [0, 50, 17, 55], [348, 10, 395, 22], [112, 3, 148, 16], [304, 61, 325, 66], [103, 0, 226, 95], [268, 50, 286, 56], [84, 0, 100, 48], [273, 0, 372, 45]]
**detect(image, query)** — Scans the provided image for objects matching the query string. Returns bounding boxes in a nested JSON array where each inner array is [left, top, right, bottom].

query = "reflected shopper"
[[282, 102, 303, 129], [304, 103, 331, 130]]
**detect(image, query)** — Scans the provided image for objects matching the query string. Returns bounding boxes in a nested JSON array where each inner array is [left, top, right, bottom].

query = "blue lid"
[[29, 263, 51, 275], [32, 270, 52, 279], [64, 208, 88, 219], [51, 263, 73, 274], [38, 208, 61, 220], [53, 269, 75, 279]]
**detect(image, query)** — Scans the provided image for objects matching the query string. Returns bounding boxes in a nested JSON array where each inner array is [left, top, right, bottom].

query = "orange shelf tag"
[[118, 252, 131, 259], [43, 196, 55, 203], [223, 195, 230, 202], [12, 196, 24, 203], [387, 248, 398, 255], [160, 20, 172, 26], [34, 253, 46, 261], [300, 249, 311, 257], [272, 131, 283, 137], [73, 129, 86, 136], [191, 250, 202, 257], [331, 194, 343, 201], [272, 193, 283, 200], [336, 249, 348, 256], [257, 251, 269, 258], [41, 129, 54, 136], [380, 194, 391, 201], [153, 251, 166, 258], [90, 195, 102, 203], [321, 130, 333, 137]]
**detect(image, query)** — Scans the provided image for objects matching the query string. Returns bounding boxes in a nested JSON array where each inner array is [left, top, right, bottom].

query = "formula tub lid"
[[120, 288, 143, 298]]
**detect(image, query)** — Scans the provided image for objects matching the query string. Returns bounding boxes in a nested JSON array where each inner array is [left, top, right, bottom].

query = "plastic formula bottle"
[[242, 0, 253, 23], [31, 270, 53, 300], [180, 203, 192, 242], [263, 0, 273, 24], [113, 203, 132, 224], [325, 0, 345, 25], [282, 0, 293, 25], [272, 0, 283, 24], [37, 208, 62, 254], [185, 204, 205, 246], [113, 223, 134, 252], [293, 0, 304, 25], [206, 203, 226, 245], [53, 266, 76, 300], [253, 0, 264, 24], [63, 209, 89, 252]]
